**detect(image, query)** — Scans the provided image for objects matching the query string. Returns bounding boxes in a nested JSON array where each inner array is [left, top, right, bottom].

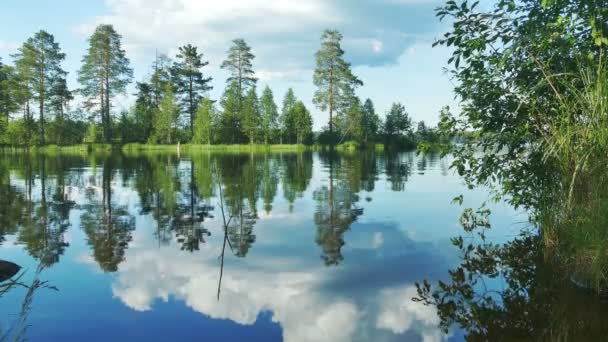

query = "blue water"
[[0, 151, 522, 341]]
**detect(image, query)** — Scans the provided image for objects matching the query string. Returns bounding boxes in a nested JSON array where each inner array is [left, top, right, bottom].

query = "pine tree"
[[13, 30, 67, 145], [150, 53, 173, 106], [220, 39, 257, 99], [259, 86, 278, 144], [173, 44, 212, 135], [313, 30, 362, 140], [78, 24, 133, 143]]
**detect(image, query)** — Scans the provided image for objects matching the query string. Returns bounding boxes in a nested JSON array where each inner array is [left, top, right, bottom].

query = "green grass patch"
[[122, 143, 310, 154]]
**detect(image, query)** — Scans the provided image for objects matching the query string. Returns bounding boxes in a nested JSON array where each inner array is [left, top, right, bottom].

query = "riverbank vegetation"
[[0, 26, 443, 151], [418, 0, 608, 294]]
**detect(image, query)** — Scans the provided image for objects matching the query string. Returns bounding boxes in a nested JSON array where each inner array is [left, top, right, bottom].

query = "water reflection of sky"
[[0, 152, 524, 341]]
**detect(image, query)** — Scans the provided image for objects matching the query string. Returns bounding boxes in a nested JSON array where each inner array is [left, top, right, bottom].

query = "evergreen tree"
[[150, 53, 173, 106], [10, 55, 34, 144], [362, 98, 379, 143], [241, 86, 259, 144], [48, 78, 72, 119], [173, 44, 212, 136], [0, 60, 19, 138], [117, 110, 136, 143], [259, 86, 278, 144], [13, 30, 67, 145], [219, 81, 242, 144], [384, 102, 412, 141], [47, 77, 73, 145], [78, 24, 133, 143], [293, 101, 313, 144], [150, 85, 179, 144], [279, 88, 297, 144], [336, 97, 364, 142], [192, 97, 215, 145], [313, 30, 362, 139], [133, 82, 155, 142], [220, 39, 257, 99]]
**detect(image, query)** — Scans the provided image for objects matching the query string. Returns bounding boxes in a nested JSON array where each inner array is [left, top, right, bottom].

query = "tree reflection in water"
[[172, 160, 212, 252], [383, 152, 412, 192], [414, 207, 608, 340], [314, 152, 367, 266], [81, 156, 135, 272]]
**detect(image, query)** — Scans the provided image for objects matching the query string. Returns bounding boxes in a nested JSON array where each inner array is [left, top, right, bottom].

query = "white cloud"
[[372, 231, 384, 248], [74, 0, 441, 82], [376, 285, 445, 341], [372, 40, 384, 53], [111, 246, 359, 342], [0, 41, 19, 54]]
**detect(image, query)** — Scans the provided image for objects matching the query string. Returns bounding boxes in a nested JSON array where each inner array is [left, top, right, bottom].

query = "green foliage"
[[361, 98, 379, 143], [84, 124, 99, 144], [292, 101, 313, 144], [335, 140, 359, 152], [434, 0, 604, 209], [133, 82, 156, 142], [241, 86, 260, 144], [192, 97, 216, 145], [221, 38, 256, 97], [219, 81, 244, 144], [0, 60, 20, 128], [313, 30, 362, 135], [259, 86, 278, 144], [13, 30, 67, 145], [149, 85, 179, 144], [172, 44, 212, 134], [434, 0, 608, 290], [4, 119, 32, 146], [149, 53, 173, 105], [279, 88, 297, 143], [335, 97, 363, 143], [78, 24, 133, 143], [383, 102, 414, 148], [116, 110, 138, 144]]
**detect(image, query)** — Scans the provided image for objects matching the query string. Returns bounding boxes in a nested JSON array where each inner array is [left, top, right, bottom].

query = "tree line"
[[0, 25, 439, 148]]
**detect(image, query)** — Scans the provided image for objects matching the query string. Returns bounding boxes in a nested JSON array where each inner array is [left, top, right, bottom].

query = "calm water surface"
[[0, 151, 561, 341]]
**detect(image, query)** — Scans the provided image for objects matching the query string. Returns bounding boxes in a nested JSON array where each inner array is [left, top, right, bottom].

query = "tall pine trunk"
[[105, 58, 112, 144], [39, 58, 45, 146], [190, 77, 194, 136]]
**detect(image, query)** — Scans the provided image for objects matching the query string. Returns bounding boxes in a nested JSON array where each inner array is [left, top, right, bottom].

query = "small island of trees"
[[0, 27, 444, 152]]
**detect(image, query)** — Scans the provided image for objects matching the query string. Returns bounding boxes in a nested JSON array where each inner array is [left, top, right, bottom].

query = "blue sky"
[[0, 0, 457, 130]]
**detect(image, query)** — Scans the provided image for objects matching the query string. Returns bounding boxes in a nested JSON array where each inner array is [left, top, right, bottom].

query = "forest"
[[0, 27, 443, 150]]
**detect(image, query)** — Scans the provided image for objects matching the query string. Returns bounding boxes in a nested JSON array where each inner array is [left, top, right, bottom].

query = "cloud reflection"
[[109, 220, 448, 342]]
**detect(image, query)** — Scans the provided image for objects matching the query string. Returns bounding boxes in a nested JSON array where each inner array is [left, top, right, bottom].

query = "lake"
[[0, 151, 605, 341]]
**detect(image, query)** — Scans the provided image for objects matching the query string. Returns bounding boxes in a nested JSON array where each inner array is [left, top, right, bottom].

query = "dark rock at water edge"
[[0, 260, 21, 282]]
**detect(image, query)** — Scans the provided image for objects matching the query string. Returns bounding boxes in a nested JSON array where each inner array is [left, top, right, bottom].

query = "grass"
[[122, 143, 310, 153], [535, 57, 608, 293], [0, 144, 113, 154], [416, 141, 450, 154]]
